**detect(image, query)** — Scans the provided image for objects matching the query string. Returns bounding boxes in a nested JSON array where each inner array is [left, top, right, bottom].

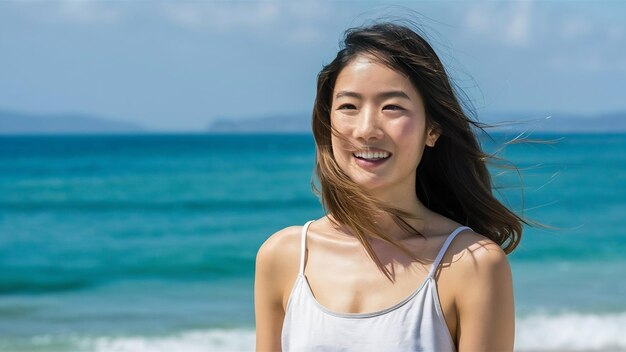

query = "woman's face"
[[330, 54, 439, 197]]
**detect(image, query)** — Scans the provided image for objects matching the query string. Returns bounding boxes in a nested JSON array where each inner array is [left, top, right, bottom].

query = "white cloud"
[[505, 1, 532, 46], [285, 1, 330, 21], [160, 2, 280, 32], [158, 1, 330, 43], [55, 0, 121, 24], [464, 1, 534, 47]]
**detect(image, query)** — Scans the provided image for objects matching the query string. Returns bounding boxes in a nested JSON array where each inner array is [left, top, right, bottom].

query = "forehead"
[[333, 55, 419, 97]]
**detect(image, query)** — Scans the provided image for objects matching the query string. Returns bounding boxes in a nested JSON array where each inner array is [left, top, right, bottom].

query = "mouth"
[[352, 149, 392, 168], [352, 150, 391, 161]]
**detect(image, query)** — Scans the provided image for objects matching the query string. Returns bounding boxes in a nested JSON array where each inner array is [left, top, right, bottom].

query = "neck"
[[374, 201, 429, 238], [326, 180, 434, 241], [368, 184, 431, 240]]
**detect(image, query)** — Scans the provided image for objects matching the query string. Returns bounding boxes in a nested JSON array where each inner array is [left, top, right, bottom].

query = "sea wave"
[[1, 329, 256, 352], [0, 198, 318, 212], [5, 312, 626, 352], [516, 312, 626, 351], [0, 258, 253, 295], [0, 278, 92, 295], [84, 329, 255, 352]]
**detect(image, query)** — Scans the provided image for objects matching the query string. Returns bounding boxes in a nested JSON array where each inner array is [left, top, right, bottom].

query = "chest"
[[281, 274, 458, 352], [305, 259, 430, 313], [281, 229, 462, 341]]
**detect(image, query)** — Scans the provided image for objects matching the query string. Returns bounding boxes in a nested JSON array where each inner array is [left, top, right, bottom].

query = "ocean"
[[0, 132, 624, 352]]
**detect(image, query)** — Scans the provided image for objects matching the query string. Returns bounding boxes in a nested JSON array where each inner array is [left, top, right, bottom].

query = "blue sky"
[[1, 1, 625, 131]]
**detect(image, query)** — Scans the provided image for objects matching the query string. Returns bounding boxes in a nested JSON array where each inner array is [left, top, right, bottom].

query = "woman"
[[255, 22, 524, 352]]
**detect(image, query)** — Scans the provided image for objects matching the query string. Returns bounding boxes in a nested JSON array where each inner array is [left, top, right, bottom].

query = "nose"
[[354, 107, 384, 143]]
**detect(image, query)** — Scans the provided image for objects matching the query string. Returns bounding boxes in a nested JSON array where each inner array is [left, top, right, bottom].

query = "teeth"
[[353, 151, 390, 160]]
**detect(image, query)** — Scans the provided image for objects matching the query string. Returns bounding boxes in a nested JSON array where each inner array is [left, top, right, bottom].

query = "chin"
[[350, 177, 387, 192]]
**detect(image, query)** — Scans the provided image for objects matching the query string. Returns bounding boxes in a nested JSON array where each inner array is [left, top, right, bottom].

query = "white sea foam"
[[19, 312, 626, 352], [516, 312, 626, 351], [79, 329, 256, 352]]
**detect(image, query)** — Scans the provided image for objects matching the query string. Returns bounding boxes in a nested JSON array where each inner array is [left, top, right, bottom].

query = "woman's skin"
[[255, 55, 515, 352]]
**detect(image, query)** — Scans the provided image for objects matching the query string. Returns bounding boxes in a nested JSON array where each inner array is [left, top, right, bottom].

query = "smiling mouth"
[[352, 151, 392, 161]]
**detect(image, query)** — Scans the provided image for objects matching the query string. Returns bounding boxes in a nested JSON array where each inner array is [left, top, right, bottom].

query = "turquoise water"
[[0, 133, 625, 351]]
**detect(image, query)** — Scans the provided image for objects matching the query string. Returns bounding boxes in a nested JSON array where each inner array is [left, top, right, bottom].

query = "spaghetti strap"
[[299, 220, 314, 275], [428, 226, 471, 278]]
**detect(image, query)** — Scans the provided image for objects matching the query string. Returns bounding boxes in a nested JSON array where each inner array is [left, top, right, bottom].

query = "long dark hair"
[[312, 22, 534, 279]]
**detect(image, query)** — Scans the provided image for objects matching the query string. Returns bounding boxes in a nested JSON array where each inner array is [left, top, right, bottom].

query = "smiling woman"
[[330, 55, 435, 197], [255, 21, 530, 352]]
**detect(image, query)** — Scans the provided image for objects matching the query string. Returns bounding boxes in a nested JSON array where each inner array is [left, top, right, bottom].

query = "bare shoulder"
[[256, 225, 303, 274], [254, 226, 305, 351], [450, 230, 506, 266], [447, 229, 510, 274], [444, 230, 515, 350], [255, 225, 304, 313]]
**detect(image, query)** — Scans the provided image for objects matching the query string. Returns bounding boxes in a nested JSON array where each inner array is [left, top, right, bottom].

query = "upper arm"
[[254, 227, 300, 352], [455, 237, 515, 352]]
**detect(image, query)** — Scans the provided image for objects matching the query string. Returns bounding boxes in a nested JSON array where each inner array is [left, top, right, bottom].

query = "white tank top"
[[281, 220, 471, 352]]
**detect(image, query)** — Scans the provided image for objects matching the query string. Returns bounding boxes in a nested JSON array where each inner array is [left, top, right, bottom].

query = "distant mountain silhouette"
[[207, 111, 626, 133], [0, 109, 147, 134], [478, 111, 626, 133], [207, 114, 310, 133], [3, 109, 624, 134]]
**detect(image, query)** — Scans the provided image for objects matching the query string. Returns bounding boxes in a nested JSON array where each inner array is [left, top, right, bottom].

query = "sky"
[[1, 0, 625, 132]]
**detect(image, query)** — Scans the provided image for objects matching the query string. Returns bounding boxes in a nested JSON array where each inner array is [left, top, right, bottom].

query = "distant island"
[[1, 108, 625, 134], [207, 114, 310, 133], [478, 111, 626, 133], [0, 109, 147, 134], [206, 111, 626, 133]]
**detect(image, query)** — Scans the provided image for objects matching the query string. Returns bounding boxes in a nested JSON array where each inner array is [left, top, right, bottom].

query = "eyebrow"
[[334, 90, 411, 101]]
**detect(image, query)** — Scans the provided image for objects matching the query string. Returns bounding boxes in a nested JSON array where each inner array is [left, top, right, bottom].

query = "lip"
[[352, 148, 392, 169], [352, 147, 392, 157], [353, 147, 390, 154], [354, 156, 389, 169]]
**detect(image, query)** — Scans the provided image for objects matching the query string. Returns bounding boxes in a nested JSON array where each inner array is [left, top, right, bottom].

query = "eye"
[[383, 104, 404, 111], [337, 103, 356, 110]]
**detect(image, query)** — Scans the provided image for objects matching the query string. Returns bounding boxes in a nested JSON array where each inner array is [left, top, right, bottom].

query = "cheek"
[[391, 118, 426, 165], [330, 115, 352, 156], [330, 113, 352, 136], [331, 134, 349, 160], [392, 117, 424, 144]]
